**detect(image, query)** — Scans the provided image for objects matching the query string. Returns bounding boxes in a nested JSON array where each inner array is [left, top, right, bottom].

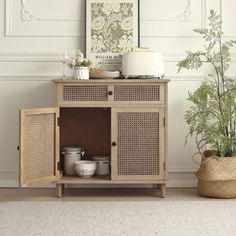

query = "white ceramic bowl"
[[90, 70, 120, 79], [74, 160, 96, 178]]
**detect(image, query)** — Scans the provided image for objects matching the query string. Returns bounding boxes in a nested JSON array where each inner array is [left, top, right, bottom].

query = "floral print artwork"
[[91, 2, 134, 53]]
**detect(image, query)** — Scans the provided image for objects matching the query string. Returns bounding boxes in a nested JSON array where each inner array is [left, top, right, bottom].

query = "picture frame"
[[85, 0, 140, 71]]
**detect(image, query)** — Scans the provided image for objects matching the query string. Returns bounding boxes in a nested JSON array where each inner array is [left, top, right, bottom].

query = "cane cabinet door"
[[111, 108, 165, 181], [19, 108, 60, 187]]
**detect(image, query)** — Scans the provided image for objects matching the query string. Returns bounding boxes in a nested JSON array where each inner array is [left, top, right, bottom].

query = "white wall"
[[1, 0, 236, 187]]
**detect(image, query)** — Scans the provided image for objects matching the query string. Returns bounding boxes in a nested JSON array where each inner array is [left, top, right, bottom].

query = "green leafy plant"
[[177, 10, 236, 157]]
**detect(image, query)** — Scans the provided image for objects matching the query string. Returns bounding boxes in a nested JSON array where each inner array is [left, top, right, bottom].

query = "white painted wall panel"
[[0, 0, 235, 187], [6, 0, 85, 36], [140, 37, 207, 55], [221, 0, 236, 36], [0, 80, 54, 172], [140, 0, 206, 37], [0, 61, 62, 77], [168, 80, 202, 169]]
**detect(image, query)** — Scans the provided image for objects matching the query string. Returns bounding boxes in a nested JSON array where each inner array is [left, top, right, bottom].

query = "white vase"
[[73, 67, 89, 80]]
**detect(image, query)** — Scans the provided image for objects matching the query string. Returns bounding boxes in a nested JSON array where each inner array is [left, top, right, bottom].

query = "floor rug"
[[0, 201, 236, 236]]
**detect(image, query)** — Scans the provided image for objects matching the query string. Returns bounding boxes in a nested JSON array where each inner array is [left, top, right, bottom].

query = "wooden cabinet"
[[19, 79, 169, 198]]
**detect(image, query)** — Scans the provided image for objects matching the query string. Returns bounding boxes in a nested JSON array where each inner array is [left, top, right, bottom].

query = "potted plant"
[[177, 10, 236, 198], [67, 52, 92, 80]]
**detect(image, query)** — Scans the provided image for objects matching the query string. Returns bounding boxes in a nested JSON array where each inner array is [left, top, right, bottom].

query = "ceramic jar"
[[92, 156, 110, 175], [62, 146, 85, 175], [73, 67, 89, 80]]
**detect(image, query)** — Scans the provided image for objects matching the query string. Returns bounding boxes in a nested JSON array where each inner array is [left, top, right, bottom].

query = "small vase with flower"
[[67, 52, 92, 80]]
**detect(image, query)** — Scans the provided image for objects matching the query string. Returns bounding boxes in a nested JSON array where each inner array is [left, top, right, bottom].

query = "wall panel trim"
[[1, 50, 236, 62], [5, 0, 85, 37]]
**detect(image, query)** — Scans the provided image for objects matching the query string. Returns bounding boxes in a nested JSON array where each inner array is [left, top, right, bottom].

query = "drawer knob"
[[112, 141, 117, 147], [108, 91, 113, 96]]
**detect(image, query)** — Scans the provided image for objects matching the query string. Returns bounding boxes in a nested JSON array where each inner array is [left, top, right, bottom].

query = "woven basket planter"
[[196, 150, 236, 198]]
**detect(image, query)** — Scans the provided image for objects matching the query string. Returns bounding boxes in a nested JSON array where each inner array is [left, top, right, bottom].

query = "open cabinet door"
[[19, 107, 60, 187]]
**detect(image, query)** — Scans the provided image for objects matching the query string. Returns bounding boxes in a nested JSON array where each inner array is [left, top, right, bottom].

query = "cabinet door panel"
[[20, 108, 60, 187], [112, 108, 165, 181]]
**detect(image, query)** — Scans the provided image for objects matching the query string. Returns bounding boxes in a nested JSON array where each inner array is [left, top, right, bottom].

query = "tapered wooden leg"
[[56, 183, 62, 198], [160, 184, 166, 198]]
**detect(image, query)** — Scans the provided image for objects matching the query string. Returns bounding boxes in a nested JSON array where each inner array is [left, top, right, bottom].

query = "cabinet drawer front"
[[63, 84, 108, 102], [114, 85, 163, 102]]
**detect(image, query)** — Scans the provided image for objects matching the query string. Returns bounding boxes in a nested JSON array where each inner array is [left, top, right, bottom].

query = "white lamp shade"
[[122, 50, 165, 78]]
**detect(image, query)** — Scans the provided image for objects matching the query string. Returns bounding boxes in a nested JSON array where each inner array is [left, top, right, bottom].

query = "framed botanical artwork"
[[86, 0, 140, 71]]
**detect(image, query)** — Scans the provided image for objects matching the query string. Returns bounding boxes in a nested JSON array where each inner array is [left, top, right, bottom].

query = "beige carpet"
[[0, 201, 236, 236]]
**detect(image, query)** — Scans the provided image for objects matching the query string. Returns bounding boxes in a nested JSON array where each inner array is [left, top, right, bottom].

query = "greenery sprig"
[[177, 10, 236, 157]]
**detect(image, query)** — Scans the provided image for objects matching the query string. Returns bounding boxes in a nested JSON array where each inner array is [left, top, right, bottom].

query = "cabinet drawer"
[[62, 84, 108, 102], [114, 84, 164, 102]]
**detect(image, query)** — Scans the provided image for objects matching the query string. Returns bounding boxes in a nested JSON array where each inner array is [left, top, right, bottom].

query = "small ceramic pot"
[[73, 67, 89, 80], [74, 160, 96, 178], [92, 156, 110, 175]]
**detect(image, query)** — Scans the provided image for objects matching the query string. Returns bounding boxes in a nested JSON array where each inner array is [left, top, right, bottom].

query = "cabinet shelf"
[[57, 175, 111, 184], [56, 175, 166, 184]]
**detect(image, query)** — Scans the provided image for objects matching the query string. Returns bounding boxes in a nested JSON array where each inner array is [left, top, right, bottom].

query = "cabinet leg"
[[56, 184, 63, 198], [160, 184, 166, 198]]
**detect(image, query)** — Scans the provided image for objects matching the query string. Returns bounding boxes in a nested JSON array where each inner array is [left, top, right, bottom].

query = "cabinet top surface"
[[53, 78, 170, 84]]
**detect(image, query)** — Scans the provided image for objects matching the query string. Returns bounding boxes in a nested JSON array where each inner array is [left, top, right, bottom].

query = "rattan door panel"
[[114, 84, 164, 103], [20, 108, 60, 187], [111, 108, 165, 181]]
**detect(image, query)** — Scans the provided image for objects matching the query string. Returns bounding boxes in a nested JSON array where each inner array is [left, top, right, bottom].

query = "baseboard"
[[167, 179, 197, 188], [0, 172, 197, 188], [0, 172, 18, 187]]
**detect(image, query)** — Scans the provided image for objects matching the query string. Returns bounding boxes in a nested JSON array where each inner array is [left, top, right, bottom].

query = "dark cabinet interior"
[[60, 107, 111, 160]]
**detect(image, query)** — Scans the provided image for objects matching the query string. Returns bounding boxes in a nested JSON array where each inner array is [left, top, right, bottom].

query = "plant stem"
[[219, 23, 230, 141]]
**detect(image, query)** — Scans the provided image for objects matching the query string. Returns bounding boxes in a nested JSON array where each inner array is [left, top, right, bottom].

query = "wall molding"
[[175, 0, 192, 22], [0, 50, 235, 79], [5, 0, 12, 35], [1, 50, 236, 62], [0, 76, 58, 81], [169, 166, 198, 173], [21, 0, 35, 22], [5, 0, 85, 37], [220, 0, 236, 37], [0, 51, 61, 62], [141, 0, 208, 37], [20, 0, 83, 22], [0, 51, 185, 62], [6, 0, 209, 37], [141, 0, 192, 22]]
